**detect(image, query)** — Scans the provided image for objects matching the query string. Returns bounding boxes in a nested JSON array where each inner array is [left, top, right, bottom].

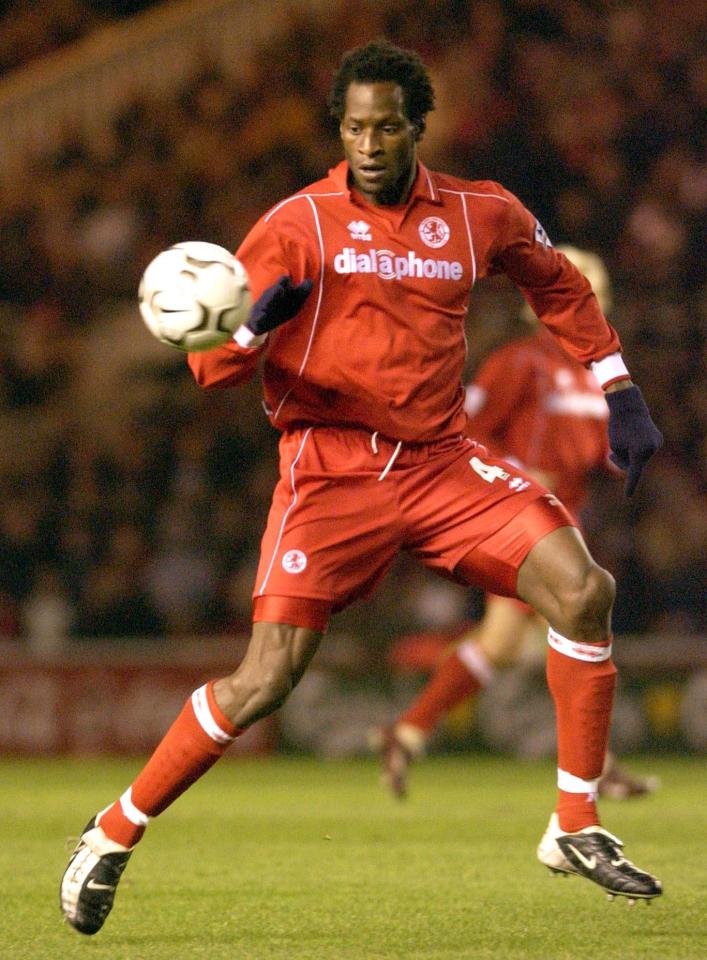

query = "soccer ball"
[[138, 241, 251, 352]]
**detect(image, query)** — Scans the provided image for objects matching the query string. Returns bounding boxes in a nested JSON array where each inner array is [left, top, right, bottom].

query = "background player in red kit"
[[374, 246, 659, 801], [61, 41, 664, 935]]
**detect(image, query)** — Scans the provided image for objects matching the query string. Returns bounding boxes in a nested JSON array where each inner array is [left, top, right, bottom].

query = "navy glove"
[[606, 385, 663, 496], [246, 275, 313, 336]]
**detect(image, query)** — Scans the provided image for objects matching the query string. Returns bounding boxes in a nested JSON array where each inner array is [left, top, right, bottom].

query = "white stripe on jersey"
[[295, 196, 326, 378], [459, 192, 477, 286], [264, 192, 344, 222], [266, 194, 332, 424], [439, 188, 510, 203]]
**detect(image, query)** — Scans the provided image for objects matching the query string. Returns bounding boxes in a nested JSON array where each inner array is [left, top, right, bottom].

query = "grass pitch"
[[0, 754, 704, 960]]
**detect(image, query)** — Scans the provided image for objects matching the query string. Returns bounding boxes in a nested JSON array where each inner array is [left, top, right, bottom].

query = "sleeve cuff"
[[233, 325, 268, 349], [590, 352, 630, 389]]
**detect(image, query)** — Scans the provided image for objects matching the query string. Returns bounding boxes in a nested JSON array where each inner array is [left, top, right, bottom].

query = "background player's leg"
[[474, 597, 539, 667], [516, 526, 616, 832], [405, 598, 538, 733], [377, 599, 534, 797]]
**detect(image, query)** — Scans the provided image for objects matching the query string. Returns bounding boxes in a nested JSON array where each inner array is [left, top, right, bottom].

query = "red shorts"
[[252, 427, 574, 630], [481, 501, 584, 616]]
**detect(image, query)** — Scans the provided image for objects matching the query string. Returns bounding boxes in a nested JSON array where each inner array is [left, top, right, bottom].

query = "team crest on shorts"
[[282, 549, 307, 573], [418, 216, 450, 248]]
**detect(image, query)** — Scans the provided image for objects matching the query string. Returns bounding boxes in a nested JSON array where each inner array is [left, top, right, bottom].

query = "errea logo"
[[348, 220, 372, 241]]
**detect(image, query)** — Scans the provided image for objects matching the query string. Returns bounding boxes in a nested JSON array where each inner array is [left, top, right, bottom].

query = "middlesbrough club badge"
[[418, 216, 450, 248], [282, 549, 307, 573]]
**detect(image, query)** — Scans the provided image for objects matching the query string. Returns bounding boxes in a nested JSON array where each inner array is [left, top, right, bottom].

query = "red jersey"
[[464, 327, 609, 512], [188, 160, 621, 442]]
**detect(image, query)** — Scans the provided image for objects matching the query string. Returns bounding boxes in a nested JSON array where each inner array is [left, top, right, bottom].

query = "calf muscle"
[[214, 621, 323, 726]]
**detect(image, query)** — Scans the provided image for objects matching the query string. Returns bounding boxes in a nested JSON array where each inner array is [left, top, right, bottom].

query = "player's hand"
[[605, 384, 663, 496], [246, 276, 313, 336]]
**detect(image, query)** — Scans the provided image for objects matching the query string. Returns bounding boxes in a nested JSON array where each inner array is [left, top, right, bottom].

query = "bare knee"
[[517, 527, 615, 643], [556, 563, 615, 640], [576, 563, 615, 619]]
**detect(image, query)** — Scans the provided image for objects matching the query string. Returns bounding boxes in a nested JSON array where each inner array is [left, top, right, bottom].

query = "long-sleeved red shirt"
[[464, 327, 609, 513], [188, 160, 621, 442]]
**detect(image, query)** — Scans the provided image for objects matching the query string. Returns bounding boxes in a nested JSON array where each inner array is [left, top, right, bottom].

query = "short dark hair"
[[328, 39, 435, 136]]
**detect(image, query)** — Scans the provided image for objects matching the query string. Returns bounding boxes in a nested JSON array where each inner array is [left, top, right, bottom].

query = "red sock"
[[399, 644, 492, 733], [546, 629, 616, 832], [99, 681, 242, 847]]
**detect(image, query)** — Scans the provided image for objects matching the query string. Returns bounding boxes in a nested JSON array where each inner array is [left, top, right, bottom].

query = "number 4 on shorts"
[[469, 455, 510, 484]]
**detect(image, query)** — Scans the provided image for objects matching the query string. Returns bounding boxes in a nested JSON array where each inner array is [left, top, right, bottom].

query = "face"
[[340, 82, 419, 206]]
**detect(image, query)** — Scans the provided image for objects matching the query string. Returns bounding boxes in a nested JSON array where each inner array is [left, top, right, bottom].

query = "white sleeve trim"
[[590, 352, 629, 388], [234, 325, 267, 349]]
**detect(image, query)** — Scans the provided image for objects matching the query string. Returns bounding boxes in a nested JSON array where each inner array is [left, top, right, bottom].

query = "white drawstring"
[[377, 440, 403, 482], [370, 431, 403, 480]]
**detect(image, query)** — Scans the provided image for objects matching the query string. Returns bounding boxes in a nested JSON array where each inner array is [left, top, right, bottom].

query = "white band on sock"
[[119, 787, 151, 826], [192, 684, 235, 744], [558, 768, 600, 793], [456, 640, 495, 686], [547, 627, 612, 662]]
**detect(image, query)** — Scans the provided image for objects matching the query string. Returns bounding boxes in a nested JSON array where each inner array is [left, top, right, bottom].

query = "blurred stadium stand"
[[0, 0, 704, 756], [0, 632, 705, 756], [0, 0, 330, 172]]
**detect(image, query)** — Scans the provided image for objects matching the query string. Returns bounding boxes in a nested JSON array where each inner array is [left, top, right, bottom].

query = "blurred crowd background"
[[0, 0, 705, 660]]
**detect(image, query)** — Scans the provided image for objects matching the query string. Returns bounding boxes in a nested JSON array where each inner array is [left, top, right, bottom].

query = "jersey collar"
[[329, 160, 441, 206]]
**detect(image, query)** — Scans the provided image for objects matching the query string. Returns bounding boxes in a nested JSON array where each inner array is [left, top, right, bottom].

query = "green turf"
[[0, 754, 704, 959]]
